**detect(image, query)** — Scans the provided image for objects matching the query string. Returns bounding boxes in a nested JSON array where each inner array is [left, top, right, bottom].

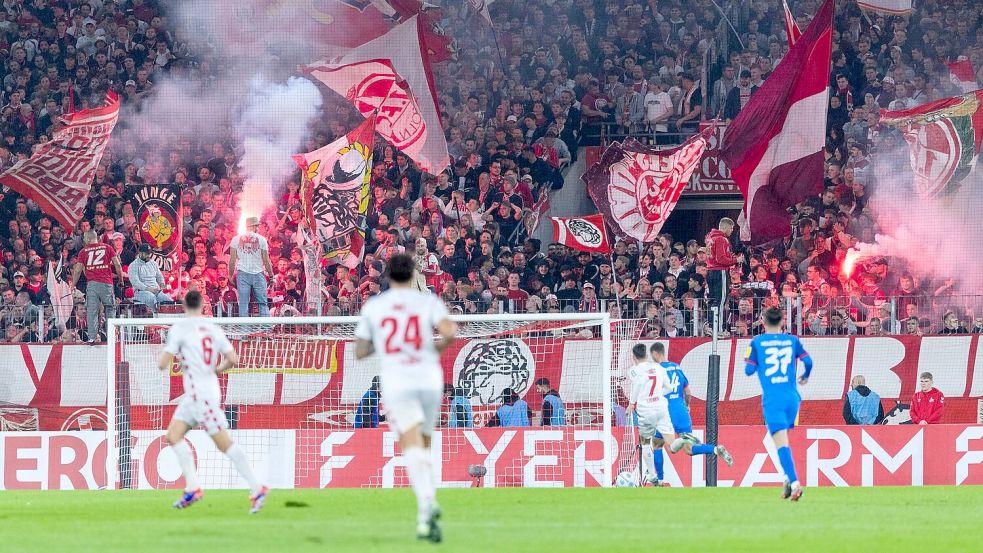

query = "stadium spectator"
[[487, 388, 531, 427], [71, 231, 122, 343], [444, 385, 473, 428], [535, 377, 565, 426], [705, 218, 737, 329], [354, 376, 383, 429], [843, 375, 884, 425], [909, 372, 944, 425], [229, 216, 273, 318], [128, 244, 171, 312]]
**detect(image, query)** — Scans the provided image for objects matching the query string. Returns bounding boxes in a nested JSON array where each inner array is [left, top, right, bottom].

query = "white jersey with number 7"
[[164, 318, 235, 402], [629, 361, 672, 411], [354, 288, 450, 390]]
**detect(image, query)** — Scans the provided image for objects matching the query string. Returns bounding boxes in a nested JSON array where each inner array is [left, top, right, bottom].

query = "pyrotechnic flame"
[[238, 214, 248, 235]]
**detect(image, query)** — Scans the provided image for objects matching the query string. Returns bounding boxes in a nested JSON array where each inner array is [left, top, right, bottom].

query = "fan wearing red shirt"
[[71, 231, 124, 343], [910, 372, 944, 425]]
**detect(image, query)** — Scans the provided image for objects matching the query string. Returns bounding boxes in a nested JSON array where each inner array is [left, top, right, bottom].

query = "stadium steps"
[[531, 154, 598, 246]]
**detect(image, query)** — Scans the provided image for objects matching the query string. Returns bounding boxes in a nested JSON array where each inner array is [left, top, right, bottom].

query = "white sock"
[[225, 444, 262, 495], [170, 441, 199, 493], [641, 444, 656, 479], [404, 447, 435, 524], [670, 438, 686, 453]]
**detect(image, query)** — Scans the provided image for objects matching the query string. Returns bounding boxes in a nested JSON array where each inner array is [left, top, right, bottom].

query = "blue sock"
[[653, 448, 665, 481], [777, 446, 798, 484], [692, 444, 716, 456]]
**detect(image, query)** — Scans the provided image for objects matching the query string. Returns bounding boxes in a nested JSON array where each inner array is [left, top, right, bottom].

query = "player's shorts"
[[636, 407, 674, 440], [656, 408, 694, 439], [381, 385, 442, 437], [762, 397, 800, 434], [173, 395, 229, 436]]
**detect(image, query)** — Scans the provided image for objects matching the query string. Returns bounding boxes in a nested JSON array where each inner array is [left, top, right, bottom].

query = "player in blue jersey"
[[744, 307, 813, 501], [646, 342, 733, 486]]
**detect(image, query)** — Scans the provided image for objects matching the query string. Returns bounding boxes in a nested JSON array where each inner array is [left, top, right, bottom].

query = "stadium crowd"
[[0, 0, 980, 343]]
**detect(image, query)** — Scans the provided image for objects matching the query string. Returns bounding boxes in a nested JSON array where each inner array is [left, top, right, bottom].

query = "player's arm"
[[435, 317, 456, 353], [683, 385, 692, 409], [797, 340, 813, 384], [158, 351, 174, 371], [354, 313, 374, 359], [355, 338, 375, 359], [216, 348, 239, 373], [743, 344, 758, 376]]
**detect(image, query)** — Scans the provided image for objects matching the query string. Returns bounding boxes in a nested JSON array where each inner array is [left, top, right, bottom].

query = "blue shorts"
[[762, 398, 799, 435], [655, 409, 693, 439]]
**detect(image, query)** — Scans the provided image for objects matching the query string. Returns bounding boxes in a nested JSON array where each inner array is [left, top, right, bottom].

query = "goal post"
[[107, 313, 641, 490]]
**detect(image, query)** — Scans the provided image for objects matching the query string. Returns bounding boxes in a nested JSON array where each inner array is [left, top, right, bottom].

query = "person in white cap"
[[228, 216, 274, 317]]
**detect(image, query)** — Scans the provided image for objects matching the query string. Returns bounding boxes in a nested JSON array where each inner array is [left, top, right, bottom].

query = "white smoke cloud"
[[855, 137, 983, 293], [237, 77, 323, 219]]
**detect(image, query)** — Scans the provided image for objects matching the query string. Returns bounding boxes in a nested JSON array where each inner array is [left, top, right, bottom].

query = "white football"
[[615, 471, 637, 487]]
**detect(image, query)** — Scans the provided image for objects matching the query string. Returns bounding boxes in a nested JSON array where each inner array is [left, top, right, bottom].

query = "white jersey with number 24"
[[354, 288, 450, 390], [164, 318, 235, 402]]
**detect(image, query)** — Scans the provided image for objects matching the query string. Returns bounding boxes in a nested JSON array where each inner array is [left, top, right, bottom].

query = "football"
[[615, 471, 637, 488]]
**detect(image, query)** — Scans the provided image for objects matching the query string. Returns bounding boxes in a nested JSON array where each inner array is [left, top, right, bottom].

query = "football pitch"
[[1, 487, 980, 552]]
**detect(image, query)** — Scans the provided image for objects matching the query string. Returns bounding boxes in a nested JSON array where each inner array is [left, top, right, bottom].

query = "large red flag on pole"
[[719, 0, 832, 244], [303, 16, 449, 174], [549, 214, 611, 254], [782, 0, 801, 47]]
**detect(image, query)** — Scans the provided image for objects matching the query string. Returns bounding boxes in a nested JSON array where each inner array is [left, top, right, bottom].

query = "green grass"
[[0, 487, 980, 552]]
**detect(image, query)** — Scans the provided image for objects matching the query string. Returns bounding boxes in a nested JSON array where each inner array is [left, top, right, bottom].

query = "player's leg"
[[650, 433, 666, 482], [167, 402, 204, 509], [387, 388, 440, 541], [206, 404, 268, 512], [766, 400, 802, 500]]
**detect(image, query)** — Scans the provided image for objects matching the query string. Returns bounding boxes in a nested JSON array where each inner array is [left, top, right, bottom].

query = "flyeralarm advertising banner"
[[2, 425, 983, 489]]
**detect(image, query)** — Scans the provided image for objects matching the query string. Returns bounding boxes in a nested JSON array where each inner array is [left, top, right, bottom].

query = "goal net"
[[107, 314, 644, 490]]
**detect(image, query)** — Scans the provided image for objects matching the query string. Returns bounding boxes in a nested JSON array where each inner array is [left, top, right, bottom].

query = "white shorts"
[[381, 385, 442, 437], [173, 396, 229, 436], [637, 407, 674, 440]]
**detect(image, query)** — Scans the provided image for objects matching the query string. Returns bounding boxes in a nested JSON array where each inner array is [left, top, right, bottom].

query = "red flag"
[[946, 59, 978, 94], [0, 91, 120, 229], [303, 16, 449, 174], [583, 129, 713, 243], [550, 214, 611, 254], [292, 115, 376, 268], [719, 0, 832, 245], [783, 0, 801, 47]]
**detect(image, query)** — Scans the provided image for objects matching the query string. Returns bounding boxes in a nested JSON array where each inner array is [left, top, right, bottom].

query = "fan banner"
[[127, 185, 183, 272], [292, 115, 376, 269], [880, 89, 983, 200], [303, 16, 449, 173], [584, 127, 713, 242], [0, 91, 120, 229], [549, 214, 611, 253], [946, 59, 978, 94], [856, 0, 912, 15]]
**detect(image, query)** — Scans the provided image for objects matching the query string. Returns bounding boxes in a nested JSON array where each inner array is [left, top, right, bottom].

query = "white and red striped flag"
[[856, 0, 912, 15], [303, 16, 449, 174], [947, 59, 978, 93], [782, 0, 801, 48], [719, 0, 832, 245], [550, 214, 611, 254], [0, 91, 120, 229]]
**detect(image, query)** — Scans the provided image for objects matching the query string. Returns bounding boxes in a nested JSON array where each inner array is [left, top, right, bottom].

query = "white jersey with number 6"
[[164, 318, 234, 402], [628, 361, 672, 411], [354, 288, 450, 390]]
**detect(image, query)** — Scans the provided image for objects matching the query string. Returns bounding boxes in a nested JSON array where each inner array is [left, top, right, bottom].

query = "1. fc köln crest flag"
[[292, 114, 376, 269], [128, 185, 182, 271], [583, 130, 712, 243], [550, 214, 611, 253], [303, 16, 449, 173], [0, 91, 120, 229], [719, 0, 832, 245], [880, 89, 983, 200]]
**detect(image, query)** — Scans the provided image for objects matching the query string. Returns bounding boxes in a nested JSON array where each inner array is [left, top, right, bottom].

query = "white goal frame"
[[106, 312, 613, 490]]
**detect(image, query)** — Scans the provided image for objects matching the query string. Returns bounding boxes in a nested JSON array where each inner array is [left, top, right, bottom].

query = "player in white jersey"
[[158, 290, 268, 513], [355, 254, 456, 543], [625, 343, 692, 486]]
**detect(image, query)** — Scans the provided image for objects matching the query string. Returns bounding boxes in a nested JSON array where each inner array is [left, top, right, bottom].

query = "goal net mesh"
[[109, 316, 644, 490]]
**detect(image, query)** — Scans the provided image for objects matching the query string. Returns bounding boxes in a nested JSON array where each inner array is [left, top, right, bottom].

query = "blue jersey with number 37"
[[744, 333, 813, 401]]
